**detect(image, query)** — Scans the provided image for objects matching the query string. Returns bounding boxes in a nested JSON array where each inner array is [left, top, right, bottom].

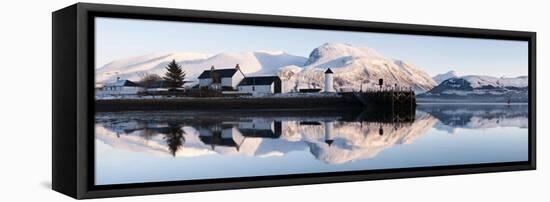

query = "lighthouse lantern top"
[[325, 68, 333, 74]]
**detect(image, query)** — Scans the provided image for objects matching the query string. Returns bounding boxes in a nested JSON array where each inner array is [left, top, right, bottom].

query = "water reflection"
[[417, 104, 528, 133], [96, 110, 429, 164], [95, 105, 528, 185]]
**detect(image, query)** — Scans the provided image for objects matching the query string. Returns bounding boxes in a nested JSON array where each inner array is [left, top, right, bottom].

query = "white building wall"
[[239, 121, 273, 130], [121, 86, 142, 95], [231, 73, 244, 88], [324, 73, 335, 92], [200, 73, 243, 90], [238, 83, 273, 95], [100, 86, 143, 96], [222, 127, 245, 143]]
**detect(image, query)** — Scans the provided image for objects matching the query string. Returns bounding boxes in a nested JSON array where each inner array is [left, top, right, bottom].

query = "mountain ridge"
[[97, 43, 440, 93], [418, 75, 528, 102], [433, 70, 458, 84]]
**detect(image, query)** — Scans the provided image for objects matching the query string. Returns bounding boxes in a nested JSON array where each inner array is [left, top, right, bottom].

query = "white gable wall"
[[200, 72, 243, 90], [229, 72, 244, 89]]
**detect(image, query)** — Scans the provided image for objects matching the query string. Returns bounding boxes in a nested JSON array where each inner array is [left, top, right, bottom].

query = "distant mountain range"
[[96, 43, 437, 93], [419, 74, 528, 102]]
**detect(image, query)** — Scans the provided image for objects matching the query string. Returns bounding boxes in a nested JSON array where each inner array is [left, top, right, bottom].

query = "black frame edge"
[[529, 32, 536, 169], [52, 3, 78, 199], [83, 163, 533, 199], [77, 2, 535, 40]]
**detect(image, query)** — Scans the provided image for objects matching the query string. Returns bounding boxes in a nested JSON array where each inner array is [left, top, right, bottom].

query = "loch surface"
[[94, 104, 528, 185]]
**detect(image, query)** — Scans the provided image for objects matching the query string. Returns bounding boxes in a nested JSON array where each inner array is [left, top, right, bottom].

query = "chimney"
[[235, 64, 240, 70]]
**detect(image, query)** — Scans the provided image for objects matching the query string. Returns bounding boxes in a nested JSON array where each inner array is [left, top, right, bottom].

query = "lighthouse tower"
[[324, 68, 335, 92], [324, 121, 334, 146]]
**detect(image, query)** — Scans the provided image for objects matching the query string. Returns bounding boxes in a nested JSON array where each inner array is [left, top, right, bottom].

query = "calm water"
[[94, 104, 528, 185]]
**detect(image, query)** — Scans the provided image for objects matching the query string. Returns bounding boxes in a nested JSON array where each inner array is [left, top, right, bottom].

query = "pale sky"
[[95, 17, 528, 77]]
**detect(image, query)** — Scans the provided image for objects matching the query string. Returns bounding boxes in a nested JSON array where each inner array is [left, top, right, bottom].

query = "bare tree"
[[139, 73, 162, 88]]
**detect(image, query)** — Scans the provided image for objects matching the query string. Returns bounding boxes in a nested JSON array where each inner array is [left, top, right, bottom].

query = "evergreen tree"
[[164, 123, 185, 157], [163, 59, 186, 89]]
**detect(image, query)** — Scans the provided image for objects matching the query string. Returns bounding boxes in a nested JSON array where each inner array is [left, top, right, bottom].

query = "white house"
[[100, 79, 143, 96], [237, 76, 282, 95], [198, 65, 245, 90]]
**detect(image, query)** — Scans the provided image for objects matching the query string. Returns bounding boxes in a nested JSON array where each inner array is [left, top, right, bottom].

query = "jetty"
[[348, 90, 416, 112]]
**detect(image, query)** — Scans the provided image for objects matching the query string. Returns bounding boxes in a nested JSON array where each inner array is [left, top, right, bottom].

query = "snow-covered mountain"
[[96, 51, 307, 83], [418, 75, 528, 102], [433, 70, 458, 84], [96, 42, 437, 93], [279, 43, 437, 93]]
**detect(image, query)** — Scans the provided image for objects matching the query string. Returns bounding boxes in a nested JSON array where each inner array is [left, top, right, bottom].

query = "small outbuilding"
[[237, 76, 282, 95], [101, 79, 143, 96]]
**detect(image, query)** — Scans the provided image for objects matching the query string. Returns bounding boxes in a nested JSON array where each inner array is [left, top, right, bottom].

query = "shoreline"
[[95, 91, 417, 113], [95, 96, 363, 112]]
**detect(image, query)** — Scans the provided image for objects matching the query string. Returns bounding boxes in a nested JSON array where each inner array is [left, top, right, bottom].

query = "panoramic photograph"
[[94, 17, 529, 186]]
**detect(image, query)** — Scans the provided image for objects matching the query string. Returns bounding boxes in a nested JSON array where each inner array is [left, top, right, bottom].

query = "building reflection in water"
[[95, 105, 527, 164]]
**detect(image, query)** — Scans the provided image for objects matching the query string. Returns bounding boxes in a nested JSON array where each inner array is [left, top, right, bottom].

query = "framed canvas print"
[[52, 3, 536, 199]]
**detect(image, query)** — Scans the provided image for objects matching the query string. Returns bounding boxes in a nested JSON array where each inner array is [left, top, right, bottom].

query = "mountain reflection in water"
[[95, 104, 527, 165], [96, 110, 421, 164]]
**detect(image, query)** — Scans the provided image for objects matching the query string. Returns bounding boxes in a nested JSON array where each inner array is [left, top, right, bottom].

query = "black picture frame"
[[52, 3, 536, 199]]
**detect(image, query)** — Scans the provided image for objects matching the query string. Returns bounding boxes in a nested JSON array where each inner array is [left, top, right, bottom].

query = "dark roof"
[[238, 76, 280, 86], [199, 135, 237, 147], [325, 68, 333, 74], [105, 79, 140, 87], [198, 68, 238, 79], [239, 129, 281, 138]]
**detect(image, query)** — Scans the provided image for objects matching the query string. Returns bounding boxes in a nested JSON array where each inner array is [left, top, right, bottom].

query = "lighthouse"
[[324, 68, 335, 92], [324, 121, 335, 146]]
